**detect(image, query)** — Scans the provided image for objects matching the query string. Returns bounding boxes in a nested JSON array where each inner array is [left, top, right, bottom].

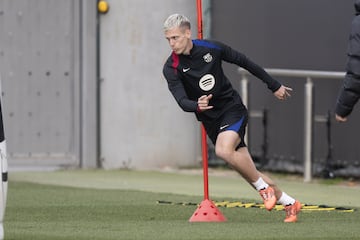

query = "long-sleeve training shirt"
[[163, 39, 281, 123]]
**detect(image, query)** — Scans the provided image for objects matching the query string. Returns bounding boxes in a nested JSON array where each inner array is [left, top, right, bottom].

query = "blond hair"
[[163, 14, 191, 32]]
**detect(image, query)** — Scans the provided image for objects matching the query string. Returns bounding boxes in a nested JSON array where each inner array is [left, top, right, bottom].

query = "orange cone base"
[[189, 199, 227, 222]]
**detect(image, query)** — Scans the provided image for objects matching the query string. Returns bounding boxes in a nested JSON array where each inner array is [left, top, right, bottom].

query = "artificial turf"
[[5, 180, 360, 240]]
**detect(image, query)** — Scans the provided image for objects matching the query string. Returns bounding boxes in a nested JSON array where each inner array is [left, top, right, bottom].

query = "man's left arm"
[[217, 40, 292, 99]]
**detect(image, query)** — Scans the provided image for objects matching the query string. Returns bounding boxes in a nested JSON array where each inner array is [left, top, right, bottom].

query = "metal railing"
[[238, 68, 345, 182]]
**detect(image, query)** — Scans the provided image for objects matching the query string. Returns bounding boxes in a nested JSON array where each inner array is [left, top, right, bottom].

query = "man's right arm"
[[335, 72, 360, 119], [163, 65, 198, 112]]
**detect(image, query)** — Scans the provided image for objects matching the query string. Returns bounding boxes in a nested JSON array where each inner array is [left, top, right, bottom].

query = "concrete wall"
[[99, 0, 201, 169], [0, 0, 81, 168], [0, 0, 99, 169]]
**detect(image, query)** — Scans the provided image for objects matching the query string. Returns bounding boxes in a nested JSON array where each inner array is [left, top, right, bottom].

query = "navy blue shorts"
[[203, 105, 248, 149]]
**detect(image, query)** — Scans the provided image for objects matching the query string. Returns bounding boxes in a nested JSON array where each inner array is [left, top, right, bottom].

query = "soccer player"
[[162, 14, 301, 222], [335, 0, 360, 122]]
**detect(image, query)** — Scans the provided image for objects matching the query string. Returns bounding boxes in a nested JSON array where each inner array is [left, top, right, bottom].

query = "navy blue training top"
[[163, 39, 281, 123]]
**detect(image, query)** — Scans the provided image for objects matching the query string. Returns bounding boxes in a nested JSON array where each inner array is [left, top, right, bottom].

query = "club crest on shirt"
[[203, 53, 213, 63]]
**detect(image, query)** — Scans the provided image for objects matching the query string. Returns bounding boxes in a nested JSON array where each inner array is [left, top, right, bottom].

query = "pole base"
[[189, 199, 227, 222]]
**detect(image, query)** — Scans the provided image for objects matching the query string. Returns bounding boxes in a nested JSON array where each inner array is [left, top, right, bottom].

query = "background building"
[[0, 0, 358, 177], [211, 0, 359, 177]]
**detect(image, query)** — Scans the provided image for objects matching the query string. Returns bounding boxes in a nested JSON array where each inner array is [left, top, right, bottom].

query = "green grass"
[[5, 172, 360, 240], [10, 169, 360, 207]]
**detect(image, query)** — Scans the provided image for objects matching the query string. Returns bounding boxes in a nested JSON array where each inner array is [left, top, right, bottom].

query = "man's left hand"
[[274, 85, 293, 100]]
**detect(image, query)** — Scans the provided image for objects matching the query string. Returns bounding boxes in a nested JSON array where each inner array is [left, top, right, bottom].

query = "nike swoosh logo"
[[220, 124, 229, 130], [182, 68, 190, 72]]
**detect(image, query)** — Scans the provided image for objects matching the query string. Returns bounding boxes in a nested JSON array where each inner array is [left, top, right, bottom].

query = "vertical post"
[[240, 73, 249, 144], [0, 74, 8, 240], [196, 0, 203, 39], [79, 0, 99, 168], [304, 77, 313, 182], [196, 0, 209, 200], [323, 110, 334, 178], [240, 73, 249, 107], [261, 108, 268, 167], [201, 125, 209, 200], [190, 0, 226, 222]]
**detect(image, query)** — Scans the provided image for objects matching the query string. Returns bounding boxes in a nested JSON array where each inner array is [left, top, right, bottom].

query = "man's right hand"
[[197, 94, 213, 111], [335, 114, 347, 122]]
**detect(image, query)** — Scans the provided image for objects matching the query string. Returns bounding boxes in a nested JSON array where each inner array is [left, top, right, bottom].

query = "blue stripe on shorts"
[[226, 117, 245, 132]]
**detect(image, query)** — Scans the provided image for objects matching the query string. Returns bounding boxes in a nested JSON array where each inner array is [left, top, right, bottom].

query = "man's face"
[[165, 27, 191, 55]]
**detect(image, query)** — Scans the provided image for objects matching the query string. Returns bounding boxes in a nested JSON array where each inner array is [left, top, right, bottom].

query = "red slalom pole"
[[196, 0, 209, 201], [189, 0, 227, 222], [200, 125, 209, 200], [196, 0, 203, 39]]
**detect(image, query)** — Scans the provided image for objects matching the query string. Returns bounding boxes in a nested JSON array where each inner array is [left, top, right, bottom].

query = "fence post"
[[240, 74, 249, 144], [304, 77, 313, 182]]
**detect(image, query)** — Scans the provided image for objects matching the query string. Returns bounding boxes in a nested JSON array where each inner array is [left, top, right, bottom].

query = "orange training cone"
[[189, 199, 227, 222]]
